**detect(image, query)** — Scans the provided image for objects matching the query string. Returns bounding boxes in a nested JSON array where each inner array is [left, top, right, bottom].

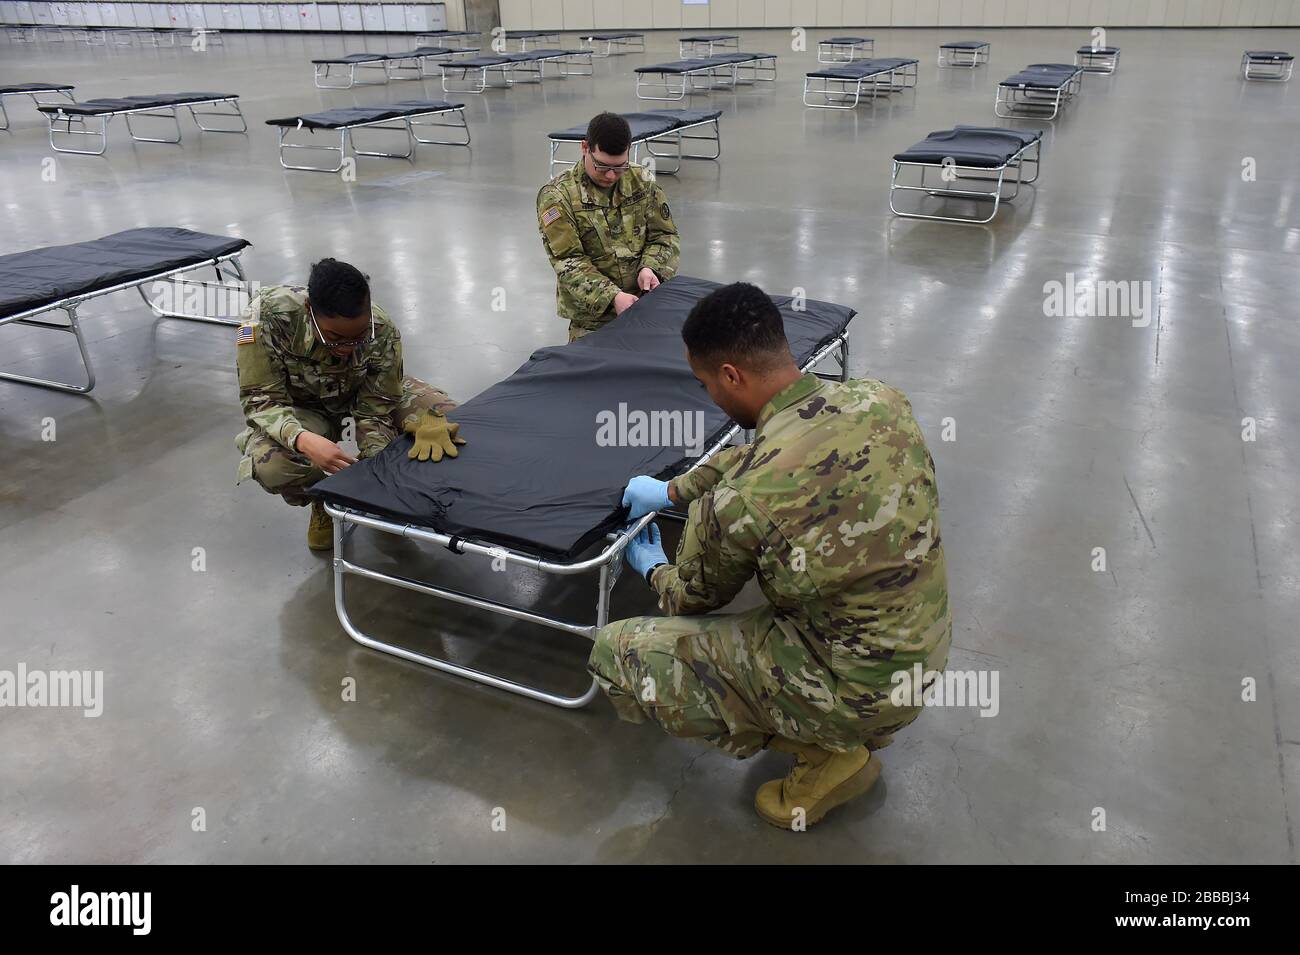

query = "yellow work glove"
[[403, 409, 466, 462]]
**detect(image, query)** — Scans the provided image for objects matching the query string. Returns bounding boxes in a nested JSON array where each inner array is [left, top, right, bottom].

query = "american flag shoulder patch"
[[541, 206, 562, 228], [236, 323, 257, 346]]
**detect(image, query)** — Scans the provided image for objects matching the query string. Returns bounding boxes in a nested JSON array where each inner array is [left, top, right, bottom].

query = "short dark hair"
[[307, 258, 369, 319], [585, 112, 631, 156], [682, 282, 792, 371]]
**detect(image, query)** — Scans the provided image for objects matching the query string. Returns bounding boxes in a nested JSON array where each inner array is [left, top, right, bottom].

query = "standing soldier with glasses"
[[234, 258, 465, 551], [537, 112, 681, 342]]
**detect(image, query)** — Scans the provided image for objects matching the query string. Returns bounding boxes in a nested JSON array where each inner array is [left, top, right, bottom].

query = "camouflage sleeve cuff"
[[648, 563, 672, 592], [278, 420, 305, 453]]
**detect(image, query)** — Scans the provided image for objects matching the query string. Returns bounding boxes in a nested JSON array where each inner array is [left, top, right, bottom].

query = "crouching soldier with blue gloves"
[[235, 258, 465, 551], [589, 282, 951, 829]]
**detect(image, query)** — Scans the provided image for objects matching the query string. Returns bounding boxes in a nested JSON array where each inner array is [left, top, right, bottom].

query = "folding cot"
[[0, 83, 76, 130], [312, 49, 484, 88], [818, 36, 874, 62], [889, 125, 1042, 224], [577, 32, 646, 56], [0, 227, 252, 394], [938, 40, 990, 67], [803, 57, 919, 109], [634, 52, 778, 101], [415, 30, 480, 49], [1075, 45, 1120, 73], [311, 275, 853, 707], [266, 101, 470, 173], [509, 29, 564, 50], [679, 34, 740, 57], [438, 50, 594, 93], [1240, 50, 1294, 81], [994, 63, 1082, 120], [546, 108, 722, 176], [37, 93, 247, 155]]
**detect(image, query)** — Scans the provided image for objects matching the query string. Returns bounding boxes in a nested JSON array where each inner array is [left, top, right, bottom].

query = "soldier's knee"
[[252, 447, 319, 495]]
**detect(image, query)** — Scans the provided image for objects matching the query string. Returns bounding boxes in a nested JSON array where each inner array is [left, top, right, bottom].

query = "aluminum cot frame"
[[635, 54, 778, 101], [40, 95, 247, 155], [547, 115, 722, 177], [322, 335, 850, 708], [679, 34, 740, 57], [0, 84, 76, 130], [272, 105, 471, 173], [938, 40, 990, 67], [508, 30, 564, 51], [0, 248, 251, 395], [818, 37, 874, 63], [802, 59, 919, 109], [1075, 46, 1120, 73], [578, 32, 646, 56], [994, 65, 1082, 120], [415, 30, 481, 49], [889, 130, 1042, 224], [1240, 51, 1294, 81], [438, 51, 594, 93]]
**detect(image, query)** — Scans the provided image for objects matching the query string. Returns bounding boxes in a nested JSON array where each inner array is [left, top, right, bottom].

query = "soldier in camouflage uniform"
[[589, 283, 951, 829], [235, 258, 464, 551], [536, 112, 680, 342]]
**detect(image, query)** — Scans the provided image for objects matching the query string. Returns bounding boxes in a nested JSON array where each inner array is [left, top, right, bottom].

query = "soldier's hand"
[[404, 409, 467, 463], [296, 431, 357, 475], [613, 291, 639, 315], [637, 268, 660, 292]]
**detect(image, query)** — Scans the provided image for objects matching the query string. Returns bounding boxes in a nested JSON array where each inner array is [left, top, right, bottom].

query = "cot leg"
[[124, 107, 183, 144], [187, 99, 248, 134], [48, 113, 109, 155], [328, 515, 602, 709], [0, 304, 97, 394], [138, 256, 250, 326], [0, 99, 8, 131], [410, 109, 471, 147]]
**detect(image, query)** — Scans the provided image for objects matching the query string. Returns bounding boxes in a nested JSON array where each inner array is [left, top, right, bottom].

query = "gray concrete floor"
[[0, 26, 1297, 863]]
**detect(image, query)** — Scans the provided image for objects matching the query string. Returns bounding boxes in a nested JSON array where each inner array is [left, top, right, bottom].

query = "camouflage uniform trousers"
[[567, 322, 602, 343], [238, 375, 456, 506], [589, 604, 926, 759]]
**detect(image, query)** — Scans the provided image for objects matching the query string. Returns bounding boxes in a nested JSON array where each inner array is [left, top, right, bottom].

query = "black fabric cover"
[[681, 35, 738, 42], [1244, 50, 1293, 60], [312, 53, 386, 64], [266, 101, 461, 129], [1000, 70, 1072, 89], [509, 30, 560, 38], [894, 125, 1041, 165], [706, 52, 776, 64], [549, 108, 722, 142], [393, 46, 460, 57], [807, 57, 914, 79], [636, 58, 717, 74], [823, 36, 870, 43], [940, 40, 989, 49], [1025, 63, 1080, 72], [443, 55, 511, 68], [0, 227, 250, 320], [0, 83, 74, 94], [311, 275, 855, 560], [516, 49, 589, 59], [583, 32, 642, 39], [36, 92, 235, 115], [1075, 46, 1119, 54]]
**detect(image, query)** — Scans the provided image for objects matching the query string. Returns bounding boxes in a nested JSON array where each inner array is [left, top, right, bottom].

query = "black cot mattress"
[[549, 108, 721, 141], [894, 125, 1041, 166], [0, 227, 250, 320], [311, 275, 855, 560], [0, 82, 75, 94], [266, 101, 463, 129], [36, 92, 236, 115]]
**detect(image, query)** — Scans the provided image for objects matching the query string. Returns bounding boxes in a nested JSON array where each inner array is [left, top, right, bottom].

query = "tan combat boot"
[[307, 501, 333, 552], [754, 738, 881, 830]]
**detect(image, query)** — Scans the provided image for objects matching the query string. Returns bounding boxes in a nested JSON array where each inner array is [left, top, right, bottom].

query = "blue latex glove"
[[625, 523, 668, 581], [622, 475, 671, 520]]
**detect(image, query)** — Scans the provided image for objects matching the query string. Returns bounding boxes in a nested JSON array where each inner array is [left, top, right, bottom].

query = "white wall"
[[499, 0, 1300, 28]]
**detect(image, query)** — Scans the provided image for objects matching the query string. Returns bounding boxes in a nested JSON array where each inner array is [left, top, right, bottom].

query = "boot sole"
[[756, 755, 882, 830]]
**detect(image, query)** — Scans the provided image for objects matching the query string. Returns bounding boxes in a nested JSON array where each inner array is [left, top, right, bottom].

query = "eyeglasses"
[[588, 155, 631, 174], [309, 304, 375, 350]]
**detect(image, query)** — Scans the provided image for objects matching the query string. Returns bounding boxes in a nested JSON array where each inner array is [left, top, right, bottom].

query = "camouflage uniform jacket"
[[235, 285, 404, 472], [536, 163, 680, 331], [652, 373, 952, 702]]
